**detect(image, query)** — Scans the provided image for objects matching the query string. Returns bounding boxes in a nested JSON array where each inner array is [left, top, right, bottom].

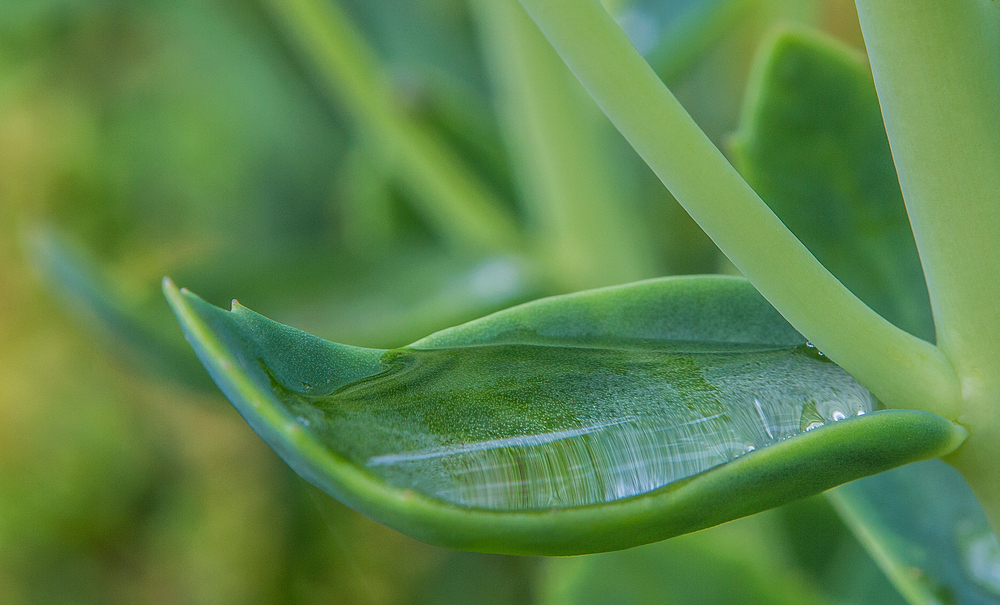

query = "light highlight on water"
[[268, 343, 874, 511]]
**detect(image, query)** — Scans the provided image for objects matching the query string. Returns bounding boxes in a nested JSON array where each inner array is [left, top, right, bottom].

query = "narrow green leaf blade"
[[164, 276, 965, 555], [473, 0, 656, 291], [830, 461, 1000, 605], [25, 227, 216, 390]]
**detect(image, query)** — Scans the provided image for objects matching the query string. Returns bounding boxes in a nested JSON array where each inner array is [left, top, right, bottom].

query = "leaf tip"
[[945, 421, 971, 455], [161, 276, 182, 302], [162, 278, 206, 324]]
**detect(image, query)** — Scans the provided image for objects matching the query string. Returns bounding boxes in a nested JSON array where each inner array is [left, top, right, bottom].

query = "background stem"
[[265, 0, 522, 252], [472, 0, 655, 290]]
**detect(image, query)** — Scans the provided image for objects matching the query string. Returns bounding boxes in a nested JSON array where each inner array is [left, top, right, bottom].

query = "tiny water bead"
[[804, 341, 825, 357], [268, 343, 875, 511]]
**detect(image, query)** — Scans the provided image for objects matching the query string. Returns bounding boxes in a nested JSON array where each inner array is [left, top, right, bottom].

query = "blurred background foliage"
[[0, 0, 907, 602]]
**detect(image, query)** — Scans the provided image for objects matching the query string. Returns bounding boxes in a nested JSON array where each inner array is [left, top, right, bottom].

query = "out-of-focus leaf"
[[623, 0, 755, 85], [333, 145, 399, 254], [28, 225, 537, 389], [405, 551, 537, 605], [819, 526, 912, 605], [262, 0, 522, 252], [473, 0, 656, 291], [25, 227, 215, 390], [340, 0, 485, 91], [285, 479, 539, 605], [729, 26, 933, 340], [338, 0, 521, 207], [164, 275, 965, 555], [0, 0, 350, 259], [830, 460, 1000, 605], [270, 253, 538, 349], [539, 511, 832, 605], [778, 494, 909, 605], [401, 69, 515, 202]]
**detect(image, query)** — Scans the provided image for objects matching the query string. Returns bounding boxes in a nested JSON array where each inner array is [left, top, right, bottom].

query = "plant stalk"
[[515, 0, 961, 418], [855, 0, 1000, 533]]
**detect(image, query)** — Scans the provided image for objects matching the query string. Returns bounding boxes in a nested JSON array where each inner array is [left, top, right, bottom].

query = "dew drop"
[[799, 402, 825, 432], [804, 341, 826, 357], [832, 411, 847, 421]]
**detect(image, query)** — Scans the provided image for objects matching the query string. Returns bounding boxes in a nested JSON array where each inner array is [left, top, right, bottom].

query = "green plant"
[[159, 0, 1000, 598], [15, 0, 1000, 602]]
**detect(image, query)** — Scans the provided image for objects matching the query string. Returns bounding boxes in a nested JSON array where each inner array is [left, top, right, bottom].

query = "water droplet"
[[799, 401, 825, 432], [753, 397, 775, 440], [804, 341, 826, 357], [267, 343, 874, 510]]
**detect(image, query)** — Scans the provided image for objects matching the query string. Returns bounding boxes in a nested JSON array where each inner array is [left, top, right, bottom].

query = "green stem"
[[264, 0, 522, 252], [853, 1, 1000, 402], [472, 0, 654, 290], [516, 0, 961, 418], [854, 0, 1000, 531]]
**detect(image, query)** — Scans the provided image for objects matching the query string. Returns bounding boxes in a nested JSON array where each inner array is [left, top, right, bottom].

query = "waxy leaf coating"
[[165, 275, 966, 554]]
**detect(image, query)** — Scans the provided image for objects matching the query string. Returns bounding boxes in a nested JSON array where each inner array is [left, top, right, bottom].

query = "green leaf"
[[214, 250, 538, 350], [164, 276, 966, 555], [729, 26, 933, 341], [29, 222, 536, 392], [641, 0, 756, 86], [539, 511, 834, 605], [778, 495, 909, 605], [262, 0, 522, 252], [829, 461, 1000, 605], [25, 227, 216, 390]]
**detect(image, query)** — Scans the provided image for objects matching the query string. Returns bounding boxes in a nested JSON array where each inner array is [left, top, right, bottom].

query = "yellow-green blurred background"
[[0, 0, 901, 603]]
